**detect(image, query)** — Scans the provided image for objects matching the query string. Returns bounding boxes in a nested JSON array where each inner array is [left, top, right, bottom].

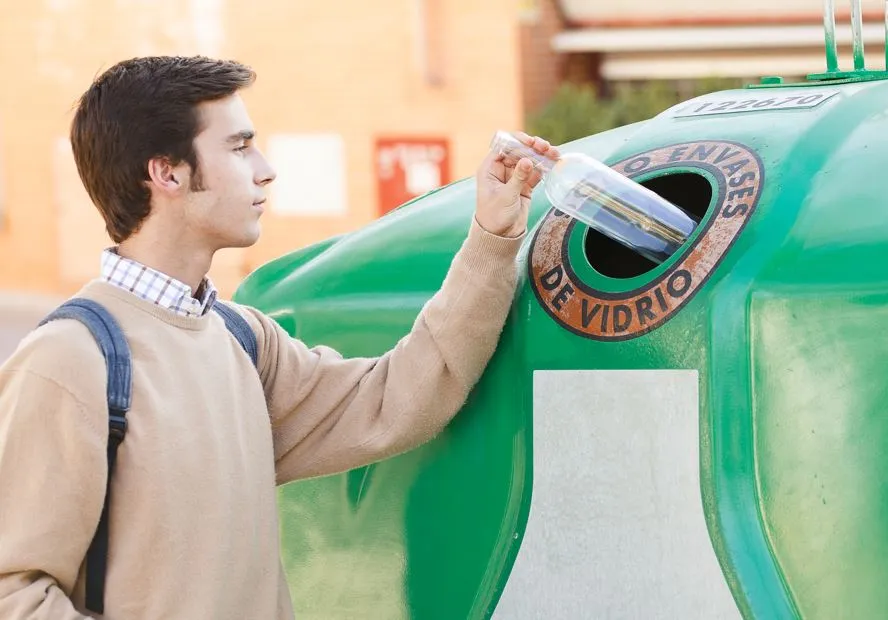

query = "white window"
[[266, 134, 348, 217]]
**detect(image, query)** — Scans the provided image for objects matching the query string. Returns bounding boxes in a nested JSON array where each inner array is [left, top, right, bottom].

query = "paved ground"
[[0, 293, 64, 363]]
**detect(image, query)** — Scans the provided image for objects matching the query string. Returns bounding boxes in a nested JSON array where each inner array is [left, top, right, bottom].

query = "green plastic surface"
[[235, 80, 888, 618]]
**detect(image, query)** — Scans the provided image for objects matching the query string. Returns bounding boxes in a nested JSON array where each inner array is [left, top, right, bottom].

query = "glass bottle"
[[490, 131, 698, 264]]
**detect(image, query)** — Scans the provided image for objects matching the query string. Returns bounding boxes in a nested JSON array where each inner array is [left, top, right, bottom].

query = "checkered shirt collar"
[[100, 249, 218, 318]]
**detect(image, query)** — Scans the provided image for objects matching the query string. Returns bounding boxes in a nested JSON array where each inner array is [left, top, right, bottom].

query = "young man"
[[0, 56, 557, 618]]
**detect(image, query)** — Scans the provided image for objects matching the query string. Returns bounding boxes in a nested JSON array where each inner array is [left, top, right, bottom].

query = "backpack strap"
[[212, 301, 259, 368], [38, 298, 132, 615]]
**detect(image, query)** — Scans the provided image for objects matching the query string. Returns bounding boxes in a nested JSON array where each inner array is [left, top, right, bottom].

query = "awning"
[[552, 24, 887, 53], [601, 49, 886, 80], [552, 24, 888, 80]]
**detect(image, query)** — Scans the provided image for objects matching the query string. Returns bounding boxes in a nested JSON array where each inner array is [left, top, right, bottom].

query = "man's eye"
[[235, 144, 249, 152]]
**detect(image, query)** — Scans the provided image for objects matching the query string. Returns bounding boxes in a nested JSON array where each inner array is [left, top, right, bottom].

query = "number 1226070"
[[673, 91, 839, 118]]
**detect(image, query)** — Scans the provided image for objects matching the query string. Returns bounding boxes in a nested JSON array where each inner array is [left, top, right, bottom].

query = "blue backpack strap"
[[38, 298, 132, 615], [212, 301, 259, 368]]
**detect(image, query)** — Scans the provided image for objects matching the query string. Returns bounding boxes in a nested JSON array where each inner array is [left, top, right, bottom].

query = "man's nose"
[[255, 150, 277, 186]]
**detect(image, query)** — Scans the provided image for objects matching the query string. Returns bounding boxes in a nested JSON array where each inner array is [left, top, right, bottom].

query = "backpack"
[[38, 298, 258, 614]]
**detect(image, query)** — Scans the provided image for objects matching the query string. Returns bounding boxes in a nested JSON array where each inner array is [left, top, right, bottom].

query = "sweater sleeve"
[[244, 218, 524, 483], [0, 366, 105, 619]]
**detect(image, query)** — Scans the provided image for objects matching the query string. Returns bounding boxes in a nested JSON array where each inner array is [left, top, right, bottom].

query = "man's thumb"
[[507, 158, 532, 194]]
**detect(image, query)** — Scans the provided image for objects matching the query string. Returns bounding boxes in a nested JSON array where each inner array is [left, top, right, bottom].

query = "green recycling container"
[[235, 77, 888, 619]]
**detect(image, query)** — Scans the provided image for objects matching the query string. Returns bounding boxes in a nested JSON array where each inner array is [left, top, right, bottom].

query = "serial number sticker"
[[673, 90, 840, 118]]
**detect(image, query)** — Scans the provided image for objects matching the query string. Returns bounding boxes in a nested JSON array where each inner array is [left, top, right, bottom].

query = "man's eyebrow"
[[226, 130, 255, 143]]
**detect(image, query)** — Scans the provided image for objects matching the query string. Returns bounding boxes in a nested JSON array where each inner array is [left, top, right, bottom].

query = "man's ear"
[[146, 157, 187, 193]]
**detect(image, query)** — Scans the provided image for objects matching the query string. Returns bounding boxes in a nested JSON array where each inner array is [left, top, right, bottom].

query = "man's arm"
[[243, 133, 556, 482], [245, 217, 521, 481], [0, 336, 106, 619]]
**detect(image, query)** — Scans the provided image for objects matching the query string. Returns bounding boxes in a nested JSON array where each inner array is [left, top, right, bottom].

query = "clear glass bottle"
[[490, 131, 699, 264]]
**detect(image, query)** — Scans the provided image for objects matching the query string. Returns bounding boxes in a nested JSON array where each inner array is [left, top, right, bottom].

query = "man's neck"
[[117, 234, 213, 296]]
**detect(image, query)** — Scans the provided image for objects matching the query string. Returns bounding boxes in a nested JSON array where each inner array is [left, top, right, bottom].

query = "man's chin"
[[217, 227, 261, 251]]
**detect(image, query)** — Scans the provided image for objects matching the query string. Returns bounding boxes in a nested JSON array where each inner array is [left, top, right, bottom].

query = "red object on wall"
[[375, 137, 450, 216]]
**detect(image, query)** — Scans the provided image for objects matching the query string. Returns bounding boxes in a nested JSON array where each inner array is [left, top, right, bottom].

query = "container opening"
[[583, 172, 712, 279]]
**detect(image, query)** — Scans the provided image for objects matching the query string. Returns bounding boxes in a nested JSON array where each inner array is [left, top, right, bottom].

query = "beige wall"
[[0, 0, 524, 298]]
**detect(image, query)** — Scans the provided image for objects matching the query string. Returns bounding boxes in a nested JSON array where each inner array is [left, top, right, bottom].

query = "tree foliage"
[[526, 78, 745, 145]]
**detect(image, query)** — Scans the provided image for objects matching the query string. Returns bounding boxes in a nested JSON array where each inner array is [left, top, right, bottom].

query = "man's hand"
[[475, 132, 560, 238]]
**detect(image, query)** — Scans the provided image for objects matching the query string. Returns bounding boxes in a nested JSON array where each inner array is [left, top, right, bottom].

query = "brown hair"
[[70, 56, 256, 243]]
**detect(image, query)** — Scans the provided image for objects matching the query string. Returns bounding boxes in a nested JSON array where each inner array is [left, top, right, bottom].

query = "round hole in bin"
[[583, 172, 712, 279]]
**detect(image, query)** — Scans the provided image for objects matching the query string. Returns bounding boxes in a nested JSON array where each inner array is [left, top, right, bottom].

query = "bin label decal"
[[529, 140, 764, 341]]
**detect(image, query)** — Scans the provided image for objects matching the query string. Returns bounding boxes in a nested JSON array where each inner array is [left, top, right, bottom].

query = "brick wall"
[[518, 0, 568, 121]]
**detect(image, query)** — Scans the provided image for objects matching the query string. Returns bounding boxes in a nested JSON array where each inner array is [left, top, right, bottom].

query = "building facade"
[[0, 0, 526, 297], [0, 0, 881, 297]]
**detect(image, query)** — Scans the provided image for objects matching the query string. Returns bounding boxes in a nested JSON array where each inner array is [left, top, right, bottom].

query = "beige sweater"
[[0, 219, 522, 619]]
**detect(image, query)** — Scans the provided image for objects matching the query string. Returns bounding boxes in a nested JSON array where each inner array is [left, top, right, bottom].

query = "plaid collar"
[[100, 249, 218, 318]]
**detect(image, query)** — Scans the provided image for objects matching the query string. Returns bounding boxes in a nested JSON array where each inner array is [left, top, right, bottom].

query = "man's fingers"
[[513, 131, 533, 146], [482, 146, 500, 167], [531, 137, 551, 154], [503, 130, 557, 153], [507, 158, 533, 191], [480, 148, 506, 183], [482, 131, 555, 193]]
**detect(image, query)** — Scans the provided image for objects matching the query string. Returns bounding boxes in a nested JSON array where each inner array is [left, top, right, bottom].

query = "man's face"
[[180, 94, 276, 251]]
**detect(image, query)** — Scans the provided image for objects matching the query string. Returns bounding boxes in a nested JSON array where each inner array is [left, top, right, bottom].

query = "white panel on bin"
[[493, 369, 740, 620]]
